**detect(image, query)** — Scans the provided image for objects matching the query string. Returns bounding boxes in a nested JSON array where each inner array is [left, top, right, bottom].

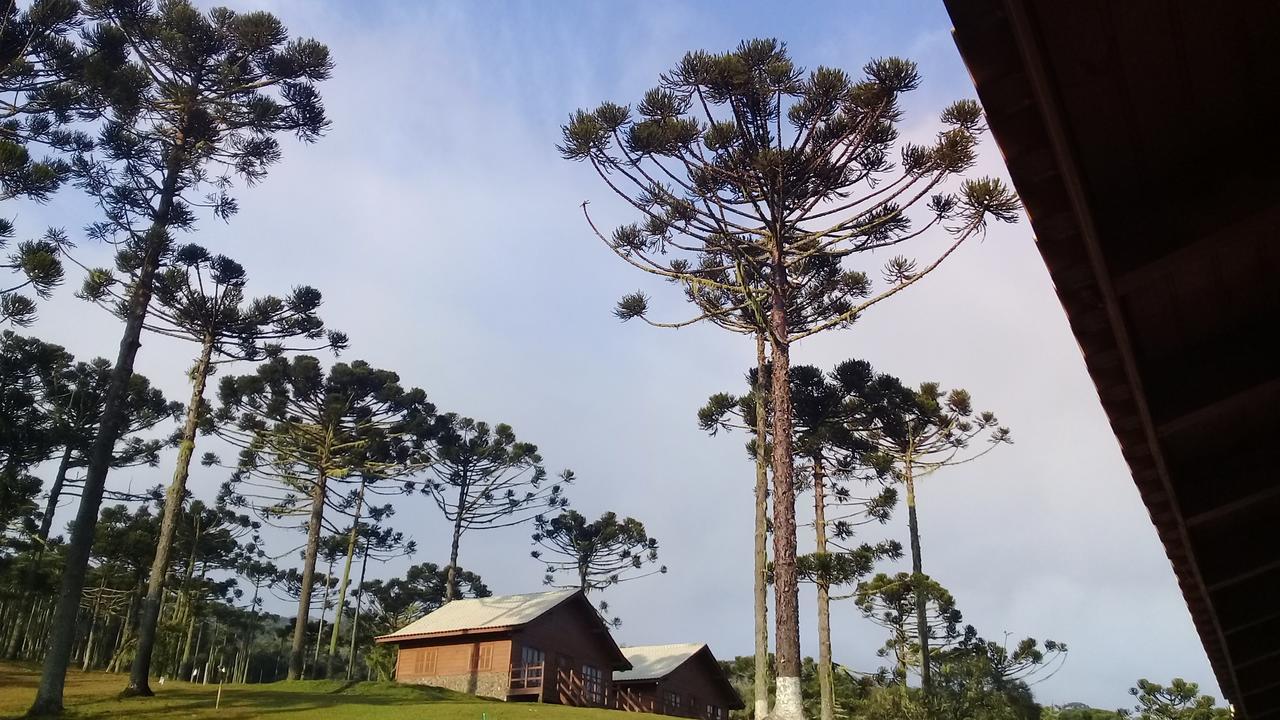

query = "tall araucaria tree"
[[0, 0, 103, 327], [82, 242, 347, 696], [422, 416, 570, 601], [34, 356, 179, 550], [217, 356, 436, 681], [0, 332, 71, 553], [863, 381, 1010, 692], [30, 2, 333, 712], [531, 509, 665, 625], [561, 38, 1019, 720], [324, 484, 412, 672], [703, 361, 906, 720]]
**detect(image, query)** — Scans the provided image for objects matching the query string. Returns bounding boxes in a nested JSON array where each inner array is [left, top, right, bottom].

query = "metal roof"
[[376, 589, 576, 641], [613, 643, 706, 682]]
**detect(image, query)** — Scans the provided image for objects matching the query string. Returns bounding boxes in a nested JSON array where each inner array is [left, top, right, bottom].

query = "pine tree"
[[855, 572, 961, 686], [562, 39, 1018, 719], [82, 242, 346, 696], [422, 416, 570, 601], [0, 0, 101, 326], [862, 381, 1010, 692], [31, 2, 333, 711], [703, 361, 906, 720], [217, 356, 436, 680], [531, 509, 665, 625]]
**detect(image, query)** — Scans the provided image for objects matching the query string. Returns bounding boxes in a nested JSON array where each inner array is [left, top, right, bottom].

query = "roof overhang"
[[374, 626, 516, 644], [943, 1, 1280, 717], [947, 1, 1280, 712]]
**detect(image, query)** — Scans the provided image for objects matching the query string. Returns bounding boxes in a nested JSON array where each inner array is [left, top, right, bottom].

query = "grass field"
[[0, 663, 659, 720]]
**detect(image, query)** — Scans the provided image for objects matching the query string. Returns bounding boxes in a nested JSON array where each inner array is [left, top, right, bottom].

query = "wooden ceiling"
[[942, 1, 1280, 716]]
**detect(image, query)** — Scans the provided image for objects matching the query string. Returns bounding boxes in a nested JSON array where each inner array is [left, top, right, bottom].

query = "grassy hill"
[[0, 663, 659, 720]]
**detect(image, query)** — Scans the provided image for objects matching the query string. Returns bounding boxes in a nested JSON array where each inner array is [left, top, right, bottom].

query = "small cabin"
[[375, 589, 631, 706], [614, 643, 744, 719]]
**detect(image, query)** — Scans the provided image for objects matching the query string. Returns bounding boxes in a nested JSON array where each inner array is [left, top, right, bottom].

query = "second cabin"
[[376, 589, 743, 719]]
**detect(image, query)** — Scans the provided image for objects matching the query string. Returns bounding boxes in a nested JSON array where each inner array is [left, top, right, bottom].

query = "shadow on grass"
[[2, 663, 490, 720]]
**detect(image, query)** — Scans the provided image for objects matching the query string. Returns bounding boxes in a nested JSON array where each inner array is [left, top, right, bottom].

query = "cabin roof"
[[613, 643, 706, 682], [375, 589, 576, 642]]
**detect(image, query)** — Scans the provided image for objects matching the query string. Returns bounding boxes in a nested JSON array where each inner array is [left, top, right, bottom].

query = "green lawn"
[[0, 663, 659, 720]]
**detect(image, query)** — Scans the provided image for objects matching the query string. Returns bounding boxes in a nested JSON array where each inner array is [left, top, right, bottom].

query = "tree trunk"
[[767, 254, 803, 720], [347, 537, 370, 680], [288, 470, 328, 680], [313, 557, 334, 669], [752, 332, 771, 720], [36, 445, 75, 548], [7, 446, 73, 662], [905, 455, 931, 692], [813, 455, 834, 720], [444, 482, 467, 601], [327, 481, 365, 666], [107, 577, 142, 673], [80, 588, 102, 672], [29, 151, 184, 717], [126, 337, 214, 696], [203, 623, 217, 685]]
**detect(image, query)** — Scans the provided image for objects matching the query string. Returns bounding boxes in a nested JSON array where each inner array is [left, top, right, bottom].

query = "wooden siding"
[[393, 634, 513, 699], [618, 651, 740, 719], [512, 595, 625, 706]]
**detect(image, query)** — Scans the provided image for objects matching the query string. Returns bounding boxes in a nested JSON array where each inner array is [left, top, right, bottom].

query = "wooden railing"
[[510, 662, 544, 689], [615, 686, 656, 713]]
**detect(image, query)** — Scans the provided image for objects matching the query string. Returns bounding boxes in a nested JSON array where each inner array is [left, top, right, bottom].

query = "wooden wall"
[[625, 652, 740, 719], [393, 634, 514, 699], [512, 597, 623, 705]]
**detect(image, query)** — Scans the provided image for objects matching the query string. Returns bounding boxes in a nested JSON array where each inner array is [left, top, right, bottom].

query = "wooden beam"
[[1157, 376, 1280, 440], [1185, 483, 1280, 529], [1237, 647, 1280, 671], [1208, 558, 1280, 593]]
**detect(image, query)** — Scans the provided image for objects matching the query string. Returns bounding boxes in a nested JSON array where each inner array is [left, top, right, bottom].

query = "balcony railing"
[[510, 662, 544, 689]]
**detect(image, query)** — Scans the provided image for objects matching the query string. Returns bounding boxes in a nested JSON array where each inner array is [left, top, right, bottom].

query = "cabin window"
[[515, 645, 544, 687], [707, 704, 723, 720], [521, 645, 545, 666], [413, 648, 437, 676], [582, 664, 605, 705], [665, 690, 682, 714], [477, 644, 493, 671]]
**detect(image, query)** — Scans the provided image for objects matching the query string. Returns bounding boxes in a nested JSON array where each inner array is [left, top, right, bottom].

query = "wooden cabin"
[[375, 589, 631, 706], [613, 643, 744, 719]]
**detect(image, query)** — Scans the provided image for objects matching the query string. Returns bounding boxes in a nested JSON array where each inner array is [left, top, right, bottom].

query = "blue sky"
[[18, 0, 1221, 710]]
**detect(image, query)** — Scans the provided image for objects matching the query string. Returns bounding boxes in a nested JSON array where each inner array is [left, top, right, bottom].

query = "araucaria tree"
[[218, 356, 435, 681], [703, 361, 906, 720], [30, 2, 332, 713], [82, 243, 346, 695], [0, 0, 98, 327], [1128, 679, 1230, 720], [561, 38, 1018, 720], [855, 571, 962, 686], [869, 382, 1009, 692], [422, 416, 570, 601], [531, 509, 665, 621]]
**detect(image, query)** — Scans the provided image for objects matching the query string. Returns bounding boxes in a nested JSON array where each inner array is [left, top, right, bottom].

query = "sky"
[[13, 0, 1222, 710]]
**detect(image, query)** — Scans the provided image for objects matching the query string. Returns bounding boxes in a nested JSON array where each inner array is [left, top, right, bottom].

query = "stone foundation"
[[407, 671, 512, 700]]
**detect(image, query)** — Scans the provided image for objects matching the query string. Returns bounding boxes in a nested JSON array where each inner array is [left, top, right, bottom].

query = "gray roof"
[[613, 643, 706, 682], [376, 589, 576, 641]]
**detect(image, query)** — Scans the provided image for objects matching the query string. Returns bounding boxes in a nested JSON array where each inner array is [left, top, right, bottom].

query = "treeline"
[[718, 659, 1227, 720]]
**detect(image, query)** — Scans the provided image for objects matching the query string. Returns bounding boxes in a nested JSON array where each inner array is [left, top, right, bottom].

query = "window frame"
[[581, 663, 606, 705]]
